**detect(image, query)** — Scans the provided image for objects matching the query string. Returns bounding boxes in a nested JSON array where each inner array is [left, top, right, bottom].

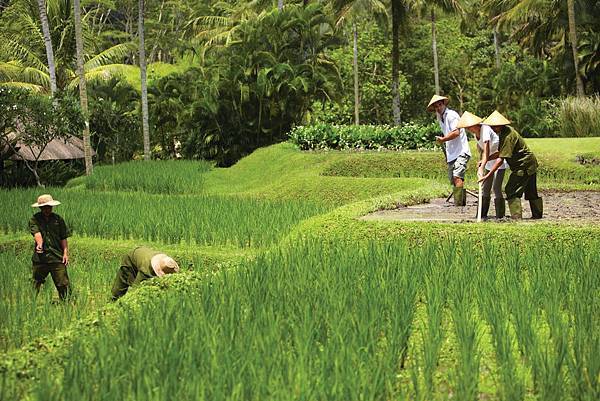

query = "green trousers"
[[504, 172, 539, 200], [111, 265, 153, 300], [32, 263, 71, 300]]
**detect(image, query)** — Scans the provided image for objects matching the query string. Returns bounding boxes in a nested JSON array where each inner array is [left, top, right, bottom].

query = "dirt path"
[[361, 191, 600, 223]]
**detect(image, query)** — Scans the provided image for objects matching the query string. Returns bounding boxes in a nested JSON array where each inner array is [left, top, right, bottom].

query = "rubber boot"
[[508, 198, 522, 220], [461, 188, 467, 206], [480, 196, 491, 219], [529, 198, 544, 219], [494, 198, 506, 219], [453, 187, 465, 206]]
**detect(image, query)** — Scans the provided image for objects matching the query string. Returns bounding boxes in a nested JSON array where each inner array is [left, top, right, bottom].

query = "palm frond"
[[84, 42, 136, 71]]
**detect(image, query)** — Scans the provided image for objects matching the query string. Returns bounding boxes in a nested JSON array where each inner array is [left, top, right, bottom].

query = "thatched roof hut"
[[4, 134, 94, 161]]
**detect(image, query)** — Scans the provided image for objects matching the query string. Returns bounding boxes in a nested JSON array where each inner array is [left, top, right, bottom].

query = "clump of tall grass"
[[558, 95, 600, 137], [80, 160, 212, 194]]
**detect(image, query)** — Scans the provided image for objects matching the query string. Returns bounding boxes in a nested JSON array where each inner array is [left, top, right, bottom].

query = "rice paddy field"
[[1, 138, 599, 400]]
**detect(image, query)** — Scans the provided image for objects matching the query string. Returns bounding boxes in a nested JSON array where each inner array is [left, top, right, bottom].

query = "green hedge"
[[288, 122, 439, 151]]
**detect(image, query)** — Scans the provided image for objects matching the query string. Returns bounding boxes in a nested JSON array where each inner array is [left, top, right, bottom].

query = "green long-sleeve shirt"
[[29, 212, 70, 264], [121, 246, 161, 277], [498, 126, 538, 176]]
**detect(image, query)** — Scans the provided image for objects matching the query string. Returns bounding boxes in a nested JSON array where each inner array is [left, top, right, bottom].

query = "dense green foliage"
[[288, 122, 438, 150], [2, 0, 599, 178]]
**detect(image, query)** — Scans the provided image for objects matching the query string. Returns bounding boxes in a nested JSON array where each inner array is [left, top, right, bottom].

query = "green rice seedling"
[[0, 188, 329, 247], [421, 242, 447, 399], [80, 160, 212, 194], [448, 242, 481, 401], [476, 243, 524, 401], [565, 247, 600, 401]]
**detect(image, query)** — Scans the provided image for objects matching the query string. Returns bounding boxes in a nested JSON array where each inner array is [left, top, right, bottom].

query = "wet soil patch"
[[361, 191, 600, 223]]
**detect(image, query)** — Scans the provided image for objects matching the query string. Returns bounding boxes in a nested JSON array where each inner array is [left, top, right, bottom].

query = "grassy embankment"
[[1, 138, 598, 400]]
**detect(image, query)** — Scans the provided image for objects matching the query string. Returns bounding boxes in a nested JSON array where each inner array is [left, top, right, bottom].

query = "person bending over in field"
[[478, 111, 543, 219], [456, 111, 508, 219], [29, 194, 72, 301], [427, 94, 471, 206], [111, 246, 180, 301]]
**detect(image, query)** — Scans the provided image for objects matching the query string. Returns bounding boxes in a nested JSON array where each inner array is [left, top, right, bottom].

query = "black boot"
[[480, 196, 491, 219], [529, 198, 544, 219], [494, 198, 506, 219]]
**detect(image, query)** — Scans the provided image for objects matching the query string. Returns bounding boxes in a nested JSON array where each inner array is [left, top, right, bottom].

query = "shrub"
[[558, 96, 600, 137], [288, 123, 439, 151]]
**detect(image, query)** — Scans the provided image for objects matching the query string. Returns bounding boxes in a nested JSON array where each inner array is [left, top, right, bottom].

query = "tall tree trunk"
[[567, 0, 584, 97], [36, 0, 57, 95], [278, 0, 283, 11], [493, 26, 501, 69], [73, 0, 93, 175], [431, 8, 440, 95], [391, 0, 401, 125], [139, 0, 150, 160], [353, 22, 360, 125]]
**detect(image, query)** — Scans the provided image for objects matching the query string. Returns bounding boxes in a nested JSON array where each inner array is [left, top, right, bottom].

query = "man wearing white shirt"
[[456, 111, 507, 218], [427, 95, 471, 206]]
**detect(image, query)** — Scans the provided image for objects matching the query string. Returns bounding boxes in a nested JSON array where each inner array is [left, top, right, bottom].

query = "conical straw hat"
[[426, 95, 449, 112], [151, 254, 180, 277], [483, 110, 511, 126], [456, 111, 483, 129]]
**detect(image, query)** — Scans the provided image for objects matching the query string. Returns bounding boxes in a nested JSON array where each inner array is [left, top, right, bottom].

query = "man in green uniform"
[[29, 194, 72, 300], [111, 246, 180, 300], [478, 111, 543, 219]]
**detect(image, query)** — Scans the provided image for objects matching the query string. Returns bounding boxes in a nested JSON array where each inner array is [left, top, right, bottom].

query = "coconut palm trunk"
[[139, 0, 150, 160], [73, 0, 93, 174], [36, 0, 57, 96], [566, 0, 584, 96], [431, 8, 440, 94], [493, 26, 501, 69], [391, 0, 401, 125], [278, 0, 283, 11], [353, 22, 360, 125]]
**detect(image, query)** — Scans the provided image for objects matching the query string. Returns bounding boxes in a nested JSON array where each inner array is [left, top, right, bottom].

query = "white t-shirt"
[[478, 124, 507, 170], [438, 108, 471, 162]]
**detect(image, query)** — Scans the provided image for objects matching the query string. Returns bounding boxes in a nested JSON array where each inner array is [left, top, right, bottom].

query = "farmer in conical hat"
[[111, 246, 180, 300], [478, 111, 543, 219], [456, 111, 508, 219], [427, 95, 471, 206], [29, 194, 72, 300]]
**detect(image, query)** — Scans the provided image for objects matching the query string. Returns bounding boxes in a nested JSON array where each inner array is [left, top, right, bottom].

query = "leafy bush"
[[288, 123, 439, 151], [558, 96, 600, 137]]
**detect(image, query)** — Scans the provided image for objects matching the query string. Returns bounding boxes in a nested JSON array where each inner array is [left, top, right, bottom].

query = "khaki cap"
[[151, 254, 180, 277], [456, 111, 483, 129], [483, 110, 511, 126], [426, 95, 449, 112], [31, 194, 61, 208]]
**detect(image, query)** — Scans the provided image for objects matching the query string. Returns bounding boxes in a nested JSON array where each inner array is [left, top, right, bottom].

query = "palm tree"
[[332, 0, 387, 125], [73, 0, 92, 174], [35, 0, 57, 95], [566, 0, 584, 96], [390, 0, 406, 125], [0, 0, 134, 93], [139, 0, 150, 160], [278, 0, 283, 11]]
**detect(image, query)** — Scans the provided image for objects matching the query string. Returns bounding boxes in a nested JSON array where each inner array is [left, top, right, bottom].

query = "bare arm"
[[34, 232, 43, 253], [479, 157, 504, 182], [60, 239, 69, 265], [436, 129, 460, 143]]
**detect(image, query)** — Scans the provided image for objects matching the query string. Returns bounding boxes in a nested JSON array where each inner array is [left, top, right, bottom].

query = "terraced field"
[[1, 139, 599, 401]]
